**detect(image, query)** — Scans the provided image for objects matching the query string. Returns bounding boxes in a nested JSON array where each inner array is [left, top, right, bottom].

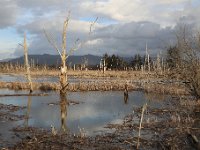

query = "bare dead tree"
[[19, 32, 33, 93], [145, 42, 150, 72], [167, 25, 200, 98], [44, 12, 98, 94]]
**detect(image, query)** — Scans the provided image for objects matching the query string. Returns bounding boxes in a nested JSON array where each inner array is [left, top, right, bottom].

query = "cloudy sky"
[[0, 0, 200, 59]]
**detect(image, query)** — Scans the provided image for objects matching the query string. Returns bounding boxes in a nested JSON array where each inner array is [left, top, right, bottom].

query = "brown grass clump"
[[39, 83, 59, 91], [0, 81, 59, 92]]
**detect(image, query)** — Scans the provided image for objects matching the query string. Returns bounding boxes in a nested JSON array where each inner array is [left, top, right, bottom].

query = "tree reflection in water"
[[124, 93, 128, 104], [24, 96, 32, 127], [124, 84, 129, 104], [59, 93, 69, 133]]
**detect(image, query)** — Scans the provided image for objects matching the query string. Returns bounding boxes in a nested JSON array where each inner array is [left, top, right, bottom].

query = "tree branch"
[[43, 28, 62, 57], [89, 17, 98, 35], [66, 17, 98, 58]]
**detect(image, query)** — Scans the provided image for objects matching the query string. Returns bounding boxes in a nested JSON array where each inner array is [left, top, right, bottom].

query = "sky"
[[0, 0, 200, 60]]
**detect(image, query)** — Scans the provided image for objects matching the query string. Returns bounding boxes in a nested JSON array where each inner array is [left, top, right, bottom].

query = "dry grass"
[[0, 69, 189, 96], [0, 82, 59, 91], [0, 69, 159, 79], [142, 82, 188, 95], [0, 79, 189, 96]]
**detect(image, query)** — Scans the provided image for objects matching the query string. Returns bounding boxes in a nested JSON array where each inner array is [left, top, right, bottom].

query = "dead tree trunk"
[[145, 43, 150, 72], [103, 58, 106, 74], [60, 17, 69, 95], [23, 32, 33, 93]]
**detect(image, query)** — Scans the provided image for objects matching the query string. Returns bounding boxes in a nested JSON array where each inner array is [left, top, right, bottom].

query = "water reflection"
[[59, 94, 68, 132], [143, 92, 168, 110], [24, 96, 32, 127], [0, 90, 169, 143], [124, 94, 128, 104], [144, 92, 165, 102], [0, 74, 117, 83], [123, 84, 129, 104]]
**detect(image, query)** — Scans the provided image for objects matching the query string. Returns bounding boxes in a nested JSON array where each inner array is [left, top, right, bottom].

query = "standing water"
[[0, 89, 170, 147]]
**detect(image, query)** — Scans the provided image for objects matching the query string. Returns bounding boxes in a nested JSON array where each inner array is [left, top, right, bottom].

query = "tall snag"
[[44, 13, 98, 95], [43, 13, 70, 95], [60, 16, 69, 95], [23, 32, 33, 93]]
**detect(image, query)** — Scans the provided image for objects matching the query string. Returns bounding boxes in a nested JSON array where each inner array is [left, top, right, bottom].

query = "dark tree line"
[[166, 46, 181, 69], [103, 53, 126, 70], [102, 53, 152, 70]]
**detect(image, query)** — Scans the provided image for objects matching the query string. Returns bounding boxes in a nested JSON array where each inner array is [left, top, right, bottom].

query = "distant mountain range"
[[0, 58, 12, 62], [1, 54, 132, 66]]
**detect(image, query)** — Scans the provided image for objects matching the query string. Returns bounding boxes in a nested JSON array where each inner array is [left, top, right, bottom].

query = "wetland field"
[[0, 70, 199, 150]]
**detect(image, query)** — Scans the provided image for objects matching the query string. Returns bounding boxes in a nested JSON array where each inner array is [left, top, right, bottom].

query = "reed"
[[137, 103, 147, 149]]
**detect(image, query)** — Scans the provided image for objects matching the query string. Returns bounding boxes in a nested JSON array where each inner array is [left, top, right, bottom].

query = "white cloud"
[[0, 1, 19, 28], [85, 39, 103, 46], [1, 0, 200, 58], [79, 0, 192, 26], [154, 0, 188, 5]]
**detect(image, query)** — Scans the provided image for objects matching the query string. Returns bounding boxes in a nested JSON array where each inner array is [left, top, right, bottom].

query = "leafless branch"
[[61, 11, 71, 56], [18, 43, 24, 48], [66, 38, 80, 58], [89, 17, 98, 35], [66, 17, 98, 58], [43, 28, 62, 57]]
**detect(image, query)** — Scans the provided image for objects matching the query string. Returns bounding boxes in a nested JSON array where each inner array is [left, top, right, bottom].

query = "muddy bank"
[[0, 104, 26, 148], [9, 127, 128, 150]]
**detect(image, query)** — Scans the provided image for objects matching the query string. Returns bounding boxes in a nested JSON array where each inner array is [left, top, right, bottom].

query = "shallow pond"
[[0, 74, 118, 83], [0, 74, 64, 83], [0, 89, 171, 147]]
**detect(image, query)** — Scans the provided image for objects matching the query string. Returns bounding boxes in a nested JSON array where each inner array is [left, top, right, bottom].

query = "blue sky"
[[0, 0, 200, 60], [0, 28, 21, 50]]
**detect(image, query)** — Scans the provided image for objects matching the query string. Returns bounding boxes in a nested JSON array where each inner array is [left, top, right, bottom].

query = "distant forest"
[[0, 52, 166, 71]]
